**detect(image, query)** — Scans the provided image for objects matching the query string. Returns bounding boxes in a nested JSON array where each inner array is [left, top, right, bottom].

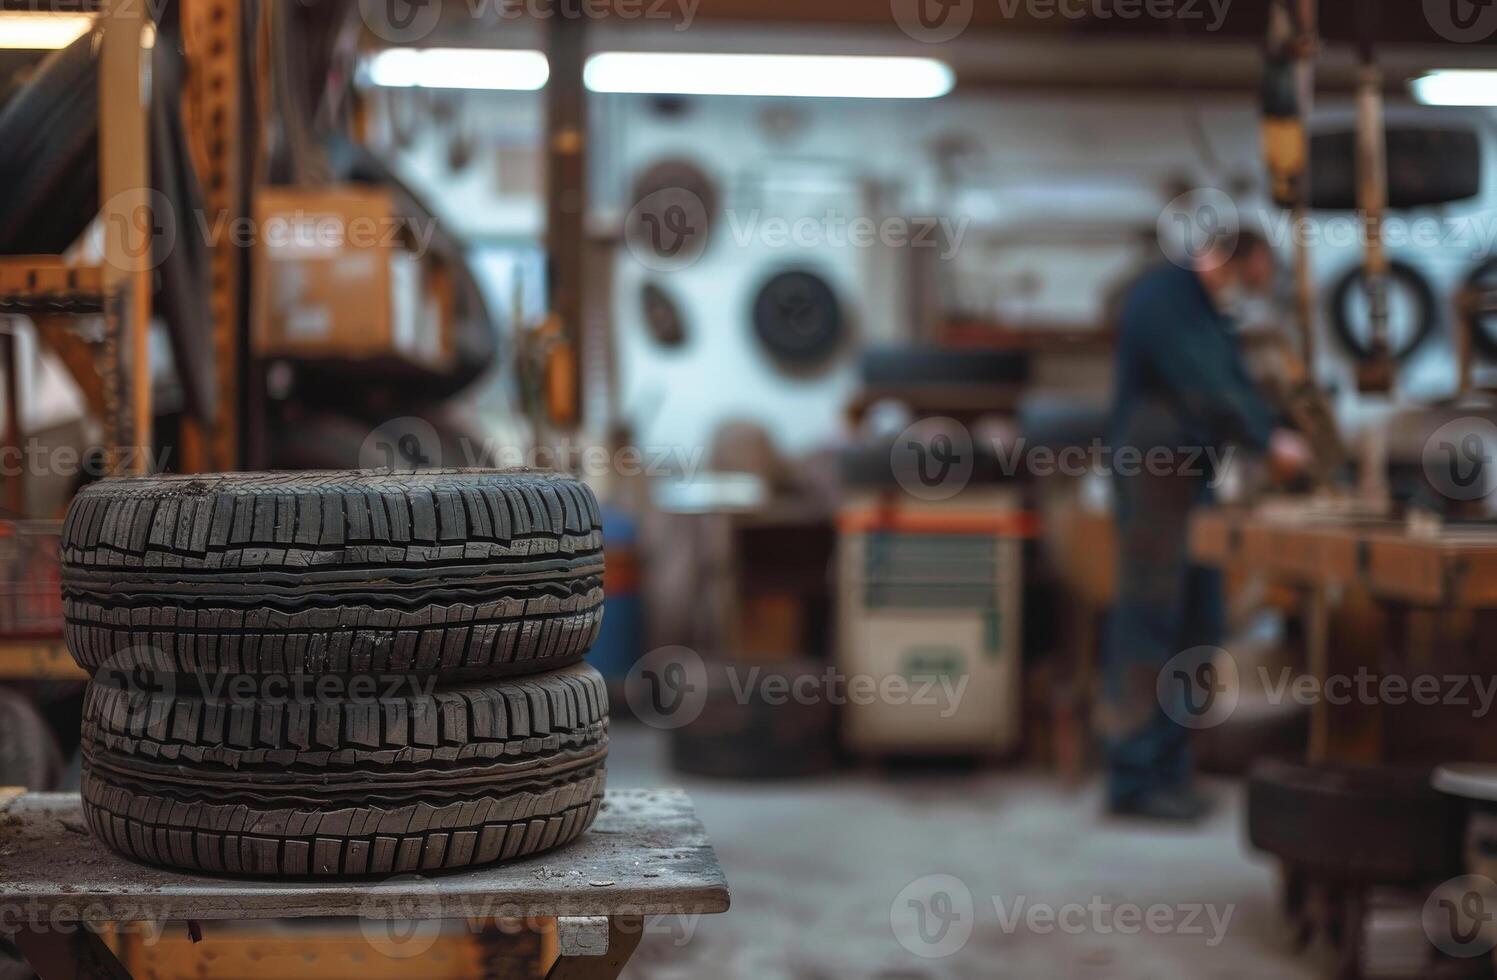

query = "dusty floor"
[[608, 722, 1319, 980]]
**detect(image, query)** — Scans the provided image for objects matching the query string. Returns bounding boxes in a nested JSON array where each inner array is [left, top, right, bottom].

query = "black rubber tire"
[[1328, 260, 1439, 363], [60, 470, 604, 681], [1464, 257, 1497, 358], [752, 270, 844, 372], [860, 347, 1031, 387], [80, 663, 608, 877], [1247, 760, 1464, 883], [1295, 125, 1482, 211], [0, 31, 100, 255], [0, 687, 63, 791], [669, 659, 838, 779]]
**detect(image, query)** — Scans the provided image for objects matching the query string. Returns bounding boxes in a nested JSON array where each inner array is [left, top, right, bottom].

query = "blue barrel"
[[588, 506, 644, 682]]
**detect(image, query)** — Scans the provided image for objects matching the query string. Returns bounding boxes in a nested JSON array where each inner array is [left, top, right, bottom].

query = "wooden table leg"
[[1304, 585, 1330, 763], [545, 916, 643, 980], [13, 927, 132, 980]]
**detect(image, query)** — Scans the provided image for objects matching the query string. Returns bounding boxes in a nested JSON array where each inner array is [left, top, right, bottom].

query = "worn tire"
[[60, 470, 604, 681], [0, 687, 63, 791], [669, 659, 838, 779], [1247, 760, 1463, 883], [80, 663, 608, 876]]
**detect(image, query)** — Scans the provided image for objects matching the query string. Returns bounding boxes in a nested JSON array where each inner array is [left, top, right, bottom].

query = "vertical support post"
[[1, 331, 23, 515], [99, 0, 153, 475], [1291, 0, 1317, 369], [181, 0, 244, 472], [543, 2, 587, 431]]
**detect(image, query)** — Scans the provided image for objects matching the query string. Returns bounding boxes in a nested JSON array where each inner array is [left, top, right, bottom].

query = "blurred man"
[[1102, 230, 1309, 821]]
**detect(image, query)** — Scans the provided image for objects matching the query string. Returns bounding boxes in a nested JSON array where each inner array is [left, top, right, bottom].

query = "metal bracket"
[[545, 915, 644, 980]]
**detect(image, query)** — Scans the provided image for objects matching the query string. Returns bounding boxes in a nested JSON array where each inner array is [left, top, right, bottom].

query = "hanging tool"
[[1261, 0, 1317, 367], [1355, 0, 1395, 394]]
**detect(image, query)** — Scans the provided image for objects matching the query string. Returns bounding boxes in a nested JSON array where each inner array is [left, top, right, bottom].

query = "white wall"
[[382, 85, 1497, 455]]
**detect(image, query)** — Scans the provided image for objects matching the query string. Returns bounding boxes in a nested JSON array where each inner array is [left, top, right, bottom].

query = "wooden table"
[[1190, 507, 1497, 762], [0, 788, 730, 980], [1191, 508, 1497, 607]]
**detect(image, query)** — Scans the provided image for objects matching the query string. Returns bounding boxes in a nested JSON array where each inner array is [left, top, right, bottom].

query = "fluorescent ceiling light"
[[1410, 70, 1497, 106], [583, 52, 955, 99], [363, 48, 549, 91], [0, 12, 92, 49], [360, 49, 955, 99]]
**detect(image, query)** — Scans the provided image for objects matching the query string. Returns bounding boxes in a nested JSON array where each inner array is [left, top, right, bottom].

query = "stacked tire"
[[61, 470, 609, 877]]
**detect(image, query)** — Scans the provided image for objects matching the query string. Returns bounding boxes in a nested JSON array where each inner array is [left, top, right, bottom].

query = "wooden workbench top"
[[0, 789, 730, 924], [1190, 507, 1497, 606]]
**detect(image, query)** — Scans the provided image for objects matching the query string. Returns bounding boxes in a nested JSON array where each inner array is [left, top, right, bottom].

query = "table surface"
[[0, 789, 730, 923], [1190, 506, 1497, 606]]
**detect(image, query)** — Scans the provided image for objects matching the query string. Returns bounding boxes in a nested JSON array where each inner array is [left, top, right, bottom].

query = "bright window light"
[[363, 48, 550, 91], [1410, 70, 1497, 106], [0, 13, 92, 49], [583, 52, 955, 99]]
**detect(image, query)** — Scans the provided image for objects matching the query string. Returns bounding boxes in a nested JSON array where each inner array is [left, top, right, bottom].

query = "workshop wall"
[[383, 89, 1497, 456]]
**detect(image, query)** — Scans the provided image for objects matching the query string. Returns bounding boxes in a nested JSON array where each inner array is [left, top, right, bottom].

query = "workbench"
[[0, 788, 730, 980], [1191, 507, 1497, 606], [1190, 506, 1497, 763]]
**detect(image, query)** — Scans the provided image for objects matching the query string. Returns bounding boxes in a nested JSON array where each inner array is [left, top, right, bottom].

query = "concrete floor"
[[608, 722, 1320, 980]]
